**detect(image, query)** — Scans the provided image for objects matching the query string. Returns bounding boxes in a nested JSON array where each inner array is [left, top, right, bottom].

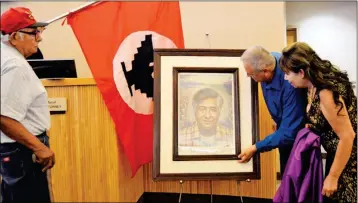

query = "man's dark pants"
[[279, 145, 293, 176], [0, 133, 51, 203]]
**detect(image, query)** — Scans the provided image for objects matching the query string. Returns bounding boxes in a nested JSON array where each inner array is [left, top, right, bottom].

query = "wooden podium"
[[43, 78, 143, 202], [43, 78, 277, 202]]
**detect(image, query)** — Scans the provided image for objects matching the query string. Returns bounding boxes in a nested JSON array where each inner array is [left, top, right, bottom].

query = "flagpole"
[[46, 1, 100, 24]]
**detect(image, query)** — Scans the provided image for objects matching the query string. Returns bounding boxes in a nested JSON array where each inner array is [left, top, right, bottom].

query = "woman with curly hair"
[[279, 42, 357, 203]]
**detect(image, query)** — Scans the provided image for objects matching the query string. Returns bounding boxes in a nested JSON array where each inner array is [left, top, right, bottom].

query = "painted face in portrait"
[[195, 97, 221, 134]]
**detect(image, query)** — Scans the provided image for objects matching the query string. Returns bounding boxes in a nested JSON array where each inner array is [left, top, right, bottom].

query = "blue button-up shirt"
[[255, 52, 307, 153]]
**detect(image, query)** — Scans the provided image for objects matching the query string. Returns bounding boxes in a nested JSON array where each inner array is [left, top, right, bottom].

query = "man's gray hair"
[[1, 34, 10, 42], [241, 46, 275, 71], [192, 88, 224, 110], [1, 32, 24, 42]]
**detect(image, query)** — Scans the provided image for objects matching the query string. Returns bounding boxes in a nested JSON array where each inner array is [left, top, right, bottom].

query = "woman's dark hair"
[[279, 42, 354, 115]]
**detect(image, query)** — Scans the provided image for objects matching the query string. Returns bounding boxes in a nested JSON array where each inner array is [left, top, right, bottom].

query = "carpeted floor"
[[137, 192, 273, 203]]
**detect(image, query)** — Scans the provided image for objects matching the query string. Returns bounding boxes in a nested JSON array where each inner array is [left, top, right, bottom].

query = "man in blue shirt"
[[238, 46, 307, 174]]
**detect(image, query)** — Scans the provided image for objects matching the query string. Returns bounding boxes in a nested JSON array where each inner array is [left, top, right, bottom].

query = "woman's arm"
[[319, 89, 356, 196]]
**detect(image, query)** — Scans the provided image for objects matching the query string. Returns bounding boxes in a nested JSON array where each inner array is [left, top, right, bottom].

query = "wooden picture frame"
[[153, 49, 260, 181]]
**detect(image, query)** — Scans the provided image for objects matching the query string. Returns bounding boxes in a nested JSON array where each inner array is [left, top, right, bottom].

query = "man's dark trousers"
[[0, 133, 51, 203]]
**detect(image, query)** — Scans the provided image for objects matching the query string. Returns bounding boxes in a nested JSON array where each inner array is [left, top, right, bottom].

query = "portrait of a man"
[[176, 71, 237, 156]]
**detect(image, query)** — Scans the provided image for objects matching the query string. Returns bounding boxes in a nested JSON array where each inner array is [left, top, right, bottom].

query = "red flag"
[[67, 2, 184, 177]]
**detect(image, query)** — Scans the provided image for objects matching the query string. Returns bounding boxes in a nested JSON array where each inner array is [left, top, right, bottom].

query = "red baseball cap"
[[1, 7, 48, 35]]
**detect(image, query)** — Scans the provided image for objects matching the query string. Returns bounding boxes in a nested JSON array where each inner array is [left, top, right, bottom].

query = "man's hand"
[[0, 116, 56, 172], [238, 144, 257, 163], [33, 145, 55, 172]]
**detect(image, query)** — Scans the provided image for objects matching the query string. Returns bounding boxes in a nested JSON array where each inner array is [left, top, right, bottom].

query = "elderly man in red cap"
[[1, 7, 55, 203]]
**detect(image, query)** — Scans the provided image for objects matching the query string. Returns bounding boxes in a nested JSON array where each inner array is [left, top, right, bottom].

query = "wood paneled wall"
[[44, 79, 144, 202], [44, 78, 276, 202]]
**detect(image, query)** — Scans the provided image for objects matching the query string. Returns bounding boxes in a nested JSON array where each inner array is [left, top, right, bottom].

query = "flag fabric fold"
[[67, 1, 184, 177]]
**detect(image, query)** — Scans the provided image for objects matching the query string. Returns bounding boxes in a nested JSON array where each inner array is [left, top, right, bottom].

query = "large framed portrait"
[[173, 67, 240, 161], [153, 49, 260, 180]]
